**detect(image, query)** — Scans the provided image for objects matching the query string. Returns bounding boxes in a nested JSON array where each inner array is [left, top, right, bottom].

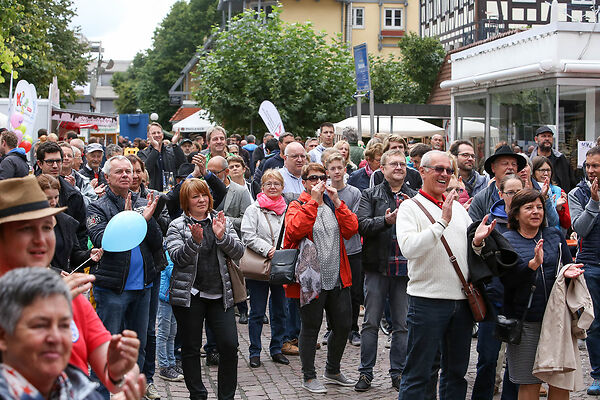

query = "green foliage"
[[112, 0, 220, 128], [0, 1, 23, 83], [192, 8, 355, 136], [370, 33, 445, 104], [0, 0, 89, 103]]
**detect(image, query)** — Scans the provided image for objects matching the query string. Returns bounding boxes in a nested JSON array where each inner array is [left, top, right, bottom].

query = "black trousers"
[[299, 286, 352, 380], [172, 296, 239, 400]]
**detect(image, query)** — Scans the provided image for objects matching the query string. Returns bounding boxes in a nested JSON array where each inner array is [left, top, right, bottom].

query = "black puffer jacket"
[[166, 211, 244, 310], [0, 150, 29, 179], [138, 144, 186, 192], [87, 187, 163, 292], [358, 180, 417, 274], [52, 212, 92, 273], [58, 175, 88, 248]]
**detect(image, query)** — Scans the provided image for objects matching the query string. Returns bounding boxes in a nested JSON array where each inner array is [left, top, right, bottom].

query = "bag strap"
[[520, 284, 537, 322], [411, 198, 470, 292], [261, 210, 276, 246], [275, 199, 304, 250]]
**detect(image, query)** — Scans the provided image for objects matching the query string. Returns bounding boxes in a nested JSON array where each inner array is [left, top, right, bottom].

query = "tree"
[[370, 33, 445, 104], [0, 0, 89, 103], [192, 8, 355, 136], [0, 0, 23, 83], [113, 0, 220, 127]]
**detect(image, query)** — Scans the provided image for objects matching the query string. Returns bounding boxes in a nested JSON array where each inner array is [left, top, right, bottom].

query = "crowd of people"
[[0, 121, 599, 400]]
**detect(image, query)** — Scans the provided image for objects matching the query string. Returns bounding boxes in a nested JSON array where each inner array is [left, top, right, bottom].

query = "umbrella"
[[334, 116, 444, 137]]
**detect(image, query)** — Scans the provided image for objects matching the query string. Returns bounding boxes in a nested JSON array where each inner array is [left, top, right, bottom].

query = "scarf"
[[0, 364, 73, 400], [257, 193, 286, 215], [364, 163, 375, 177]]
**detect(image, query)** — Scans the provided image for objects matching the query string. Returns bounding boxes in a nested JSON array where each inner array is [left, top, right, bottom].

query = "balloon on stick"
[[15, 131, 23, 144], [10, 113, 23, 129], [19, 141, 31, 152], [101, 211, 147, 252], [22, 134, 32, 143]]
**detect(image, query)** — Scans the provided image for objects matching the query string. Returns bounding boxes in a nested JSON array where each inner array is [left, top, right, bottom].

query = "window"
[[353, 7, 365, 28], [384, 8, 403, 29]]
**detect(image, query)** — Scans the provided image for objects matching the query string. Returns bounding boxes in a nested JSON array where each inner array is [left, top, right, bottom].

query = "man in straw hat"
[[0, 175, 146, 400]]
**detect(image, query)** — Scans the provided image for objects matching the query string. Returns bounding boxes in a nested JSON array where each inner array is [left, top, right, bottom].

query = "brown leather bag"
[[226, 257, 247, 304], [239, 210, 275, 281], [412, 198, 487, 322]]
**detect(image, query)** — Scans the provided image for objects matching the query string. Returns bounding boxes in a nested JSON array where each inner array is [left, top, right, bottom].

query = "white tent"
[[0, 111, 8, 130], [334, 116, 444, 137], [172, 110, 213, 133]]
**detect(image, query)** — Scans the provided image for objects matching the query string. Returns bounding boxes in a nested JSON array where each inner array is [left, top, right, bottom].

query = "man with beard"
[[449, 140, 489, 197], [530, 126, 576, 192]]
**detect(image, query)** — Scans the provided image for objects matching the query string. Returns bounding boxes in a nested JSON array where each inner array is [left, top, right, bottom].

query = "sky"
[[71, 0, 180, 61]]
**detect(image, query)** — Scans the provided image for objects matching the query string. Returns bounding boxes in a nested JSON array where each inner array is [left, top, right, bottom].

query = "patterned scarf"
[[0, 364, 73, 400]]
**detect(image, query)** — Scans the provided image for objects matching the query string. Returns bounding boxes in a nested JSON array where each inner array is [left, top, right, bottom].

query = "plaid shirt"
[[387, 192, 408, 277]]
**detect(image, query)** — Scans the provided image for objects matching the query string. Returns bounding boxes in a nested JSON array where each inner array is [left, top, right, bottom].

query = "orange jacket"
[[283, 191, 359, 298]]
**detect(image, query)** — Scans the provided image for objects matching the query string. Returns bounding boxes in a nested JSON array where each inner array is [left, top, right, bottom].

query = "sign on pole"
[[258, 100, 285, 138], [353, 43, 374, 137]]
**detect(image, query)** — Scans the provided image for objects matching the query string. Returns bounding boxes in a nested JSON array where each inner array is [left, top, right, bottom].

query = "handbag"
[[494, 284, 536, 344], [239, 211, 276, 281], [269, 201, 302, 285], [226, 257, 247, 304], [412, 198, 487, 322]]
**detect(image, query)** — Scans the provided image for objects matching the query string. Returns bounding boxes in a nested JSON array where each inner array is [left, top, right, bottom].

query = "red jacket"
[[283, 191, 359, 298]]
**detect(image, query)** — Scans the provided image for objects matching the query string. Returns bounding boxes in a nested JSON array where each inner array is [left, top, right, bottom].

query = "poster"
[[578, 140, 595, 167]]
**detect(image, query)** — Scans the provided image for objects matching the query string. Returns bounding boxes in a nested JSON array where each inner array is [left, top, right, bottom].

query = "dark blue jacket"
[[571, 180, 600, 265], [347, 167, 370, 192], [0, 149, 29, 179], [502, 227, 572, 321], [87, 188, 163, 292], [484, 199, 510, 309]]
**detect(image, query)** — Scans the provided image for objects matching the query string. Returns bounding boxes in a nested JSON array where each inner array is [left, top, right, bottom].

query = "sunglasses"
[[423, 166, 455, 175], [305, 175, 327, 182]]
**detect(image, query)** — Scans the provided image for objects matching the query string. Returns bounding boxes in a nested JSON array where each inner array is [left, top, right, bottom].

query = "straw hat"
[[0, 175, 66, 224]]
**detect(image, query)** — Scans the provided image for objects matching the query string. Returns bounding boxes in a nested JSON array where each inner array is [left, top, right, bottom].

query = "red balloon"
[[19, 141, 32, 152]]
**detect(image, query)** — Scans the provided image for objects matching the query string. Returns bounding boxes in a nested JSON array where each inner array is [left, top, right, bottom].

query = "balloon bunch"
[[10, 113, 32, 152]]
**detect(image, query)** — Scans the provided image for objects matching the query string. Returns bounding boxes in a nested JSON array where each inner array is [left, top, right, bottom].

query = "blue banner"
[[353, 43, 370, 92]]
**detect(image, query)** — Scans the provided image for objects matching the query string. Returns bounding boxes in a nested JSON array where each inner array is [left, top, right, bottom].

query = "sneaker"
[[354, 374, 371, 392], [391, 375, 401, 391], [385, 335, 392, 348], [302, 378, 327, 394], [145, 383, 160, 400], [348, 331, 361, 347], [206, 352, 219, 366], [322, 371, 355, 387], [159, 367, 184, 382], [589, 379, 600, 395], [321, 330, 331, 345], [239, 312, 248, 324], [379, 319, 391, 336], [173, 364, 184, 376], [282, 341, 299, 356]]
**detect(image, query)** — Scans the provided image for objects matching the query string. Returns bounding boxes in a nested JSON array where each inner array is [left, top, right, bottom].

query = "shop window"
[[455, 96, 487, 169], [384, 8, 403, 29], [353, 7, 365, 28]]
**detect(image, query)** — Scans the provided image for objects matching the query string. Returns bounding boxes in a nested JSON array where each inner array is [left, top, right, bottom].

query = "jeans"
[[172, 296, 238, 400], [246, 279, 286, 358], [348, 254, 364, 333], [471, 320, 518, 400], [284, 297, 301, 342], [93, 285, 151, 368], [585, 264, 600, 379], [299, 286, 351, 381], [359, 272, 409, 380], [398, 296, 472, 400], [157, 300, 177, 368], [143, 276, 160, 382]]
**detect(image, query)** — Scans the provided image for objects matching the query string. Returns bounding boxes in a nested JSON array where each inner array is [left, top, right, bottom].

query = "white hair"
[[420, 150, 449, 168], [102, 155, 133, 176]]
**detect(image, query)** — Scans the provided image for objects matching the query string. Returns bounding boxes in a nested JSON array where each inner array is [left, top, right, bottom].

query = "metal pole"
[[357, 95, 362, 138], [369, 89, 375, 137]]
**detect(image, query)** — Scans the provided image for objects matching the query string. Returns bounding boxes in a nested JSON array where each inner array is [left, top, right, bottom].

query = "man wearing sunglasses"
[[284, 162, 359, 394], [396, 150, 475, 399]]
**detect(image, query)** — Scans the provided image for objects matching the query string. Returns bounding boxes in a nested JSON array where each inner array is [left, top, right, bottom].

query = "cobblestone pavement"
[[154, 317, 596, 400]]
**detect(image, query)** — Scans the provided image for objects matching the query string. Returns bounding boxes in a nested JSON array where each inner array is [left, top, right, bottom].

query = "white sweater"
[[396, 193, 473, 300]]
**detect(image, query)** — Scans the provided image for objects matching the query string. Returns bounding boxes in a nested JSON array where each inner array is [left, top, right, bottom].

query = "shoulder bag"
[[239, 211, 276, 281], [226, 257, 247, 304], [495, 284, 536, 344], [412, 198, 487, 321], [269, 201, 302, 285]]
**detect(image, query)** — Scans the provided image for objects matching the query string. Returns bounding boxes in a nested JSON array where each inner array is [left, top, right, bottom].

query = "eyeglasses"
[[211, 167, 228, 174], [305, 175, 327, 182], [42, 159, 62, 165], [263, 182, 282, 188], [458, 153, 476, 159], [502, 190, 519, 197], [537, 168, 551, 173], [385, 162, 407, 169], [289, 154, 307, 159], [423, 165, 454, 175]]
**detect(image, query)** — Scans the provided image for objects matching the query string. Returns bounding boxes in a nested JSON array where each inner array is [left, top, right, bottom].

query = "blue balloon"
[[102, 211, 147, 252]]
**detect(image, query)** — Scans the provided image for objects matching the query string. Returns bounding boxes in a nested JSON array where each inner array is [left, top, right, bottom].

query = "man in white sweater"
[[396, 150, 474, 400]]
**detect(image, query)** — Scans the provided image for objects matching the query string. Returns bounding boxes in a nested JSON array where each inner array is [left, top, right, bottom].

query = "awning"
[[172, 110, 213, 133], [51, 107, 118, 128], [58, 121, 99, 131], [334, 116, 444, 137]]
